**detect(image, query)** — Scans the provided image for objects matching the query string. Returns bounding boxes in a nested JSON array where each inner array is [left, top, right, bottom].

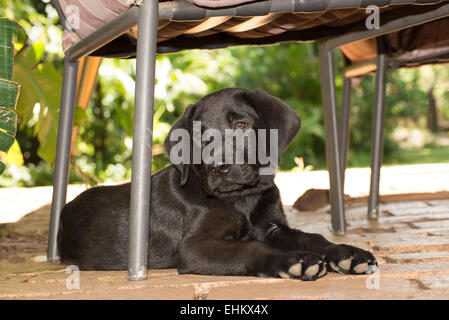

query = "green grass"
[[316, 143, 449, 171], [385, 144, 449, 166]]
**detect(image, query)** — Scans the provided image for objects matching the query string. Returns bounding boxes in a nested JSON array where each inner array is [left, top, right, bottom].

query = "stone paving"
[[1, 199, 448, 299], [0, 164, 449, 300]]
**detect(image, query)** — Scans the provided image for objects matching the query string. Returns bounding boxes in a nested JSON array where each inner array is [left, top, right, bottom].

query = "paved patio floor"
[[0, 163, 448, 299]]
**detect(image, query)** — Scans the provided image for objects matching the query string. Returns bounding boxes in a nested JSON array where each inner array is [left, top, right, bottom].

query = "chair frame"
[[318, 3, 449, 233], [47, 0, 449, 280]]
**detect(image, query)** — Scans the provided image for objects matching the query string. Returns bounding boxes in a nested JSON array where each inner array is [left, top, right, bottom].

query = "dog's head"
[[164, 88, 301, 197]]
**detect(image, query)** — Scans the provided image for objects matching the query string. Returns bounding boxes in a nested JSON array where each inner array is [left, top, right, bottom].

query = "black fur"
[[58, 88, 377, 280]]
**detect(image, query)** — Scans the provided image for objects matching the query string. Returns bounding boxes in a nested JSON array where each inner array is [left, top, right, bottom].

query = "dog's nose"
[[207, 184, 218, 193]]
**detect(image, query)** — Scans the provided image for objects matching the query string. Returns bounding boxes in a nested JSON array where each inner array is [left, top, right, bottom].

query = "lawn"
[[385, 144, 449, 166], [327, 143, 449, 170]]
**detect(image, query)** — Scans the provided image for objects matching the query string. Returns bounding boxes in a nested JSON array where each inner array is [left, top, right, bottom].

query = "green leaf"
[[31, 61, 62, 120], [0, 18, 19, 175], [0, 107, 17, 135], [12, 42, 62, 164], [0, 18, 18, 80], [0, 129, 14, 152], [74, 106, 88, 127], [37, 123, 57, 164], [15, 42, 44, 70], [36, 109, 52, 147], [0, 79, 20, 109], [13, 43, 52, 127]]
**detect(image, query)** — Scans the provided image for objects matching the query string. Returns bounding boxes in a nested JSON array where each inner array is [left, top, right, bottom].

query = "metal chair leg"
[[368, 53, 387, 220], [319, 45, 346, 235], [47, 58, 79, 261], [340, 77, 352, 188], [128, 0, 158, 281]]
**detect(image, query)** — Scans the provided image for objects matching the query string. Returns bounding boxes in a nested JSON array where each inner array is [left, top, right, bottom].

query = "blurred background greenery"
[[0, 0, 448, 188]]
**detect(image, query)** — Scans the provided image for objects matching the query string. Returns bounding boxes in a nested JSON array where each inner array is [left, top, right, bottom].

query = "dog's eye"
[[234, 121, 248, 130], [218, 164, 230, 173], [210, 164, 230, 174]]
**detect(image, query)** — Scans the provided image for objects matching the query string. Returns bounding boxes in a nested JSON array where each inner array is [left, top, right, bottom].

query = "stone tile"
[[55, 286, 196, 300], [416, 230, 449, 237], [376, 260, 449, 276], [379, 201, 430, 212], [2, 177, 449, 300], [364, 232, 449, 252], [411, 219, 449, 230], [426, 199, 449, 207], [386, 205, 449, 217], [207, 276, 444, 300], [416, 274, 449, 290], [376, 212, 449, 225], [387, 251, 449, 263]]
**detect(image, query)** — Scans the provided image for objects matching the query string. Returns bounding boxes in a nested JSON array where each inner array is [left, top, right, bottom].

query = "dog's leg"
[[178, 204, 327, 280], [178, 239, 326, 281], [250, 188, 377, 275], [265, 224, 377, 275]]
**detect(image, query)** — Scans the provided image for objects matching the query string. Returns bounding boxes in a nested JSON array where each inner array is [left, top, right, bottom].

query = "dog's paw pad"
[[329, 261, 340, 273], [288, 261, 302, 276], [278, 271, 290, 279], [304, 264, 320, 278], [325, 244, 377, 275], [317, 265, 327, 278], [278, 253, 327, 281], [329, 259, 352, 274], [338, 257, 352, 271], [353, 262, 368, 274]]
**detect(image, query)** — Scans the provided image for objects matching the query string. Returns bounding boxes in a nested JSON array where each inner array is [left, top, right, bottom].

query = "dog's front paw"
[[270, 251, 327, 281], [324, 244, 377, 275]]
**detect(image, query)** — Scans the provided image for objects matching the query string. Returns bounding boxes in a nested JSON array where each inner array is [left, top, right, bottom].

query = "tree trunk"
[[427, 86, 439, 133]]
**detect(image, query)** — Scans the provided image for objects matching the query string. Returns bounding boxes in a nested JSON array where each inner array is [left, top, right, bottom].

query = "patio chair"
[[321, 10, 449, 229], [48, 0, 449, 281]]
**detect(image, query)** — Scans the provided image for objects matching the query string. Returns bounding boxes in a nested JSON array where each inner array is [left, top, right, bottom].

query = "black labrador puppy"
[[58, 88, 377, 281]]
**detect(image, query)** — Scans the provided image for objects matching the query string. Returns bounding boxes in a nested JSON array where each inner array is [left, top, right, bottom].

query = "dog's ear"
[[164, 104, 196, 186], [243, 89, 301, 156]]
